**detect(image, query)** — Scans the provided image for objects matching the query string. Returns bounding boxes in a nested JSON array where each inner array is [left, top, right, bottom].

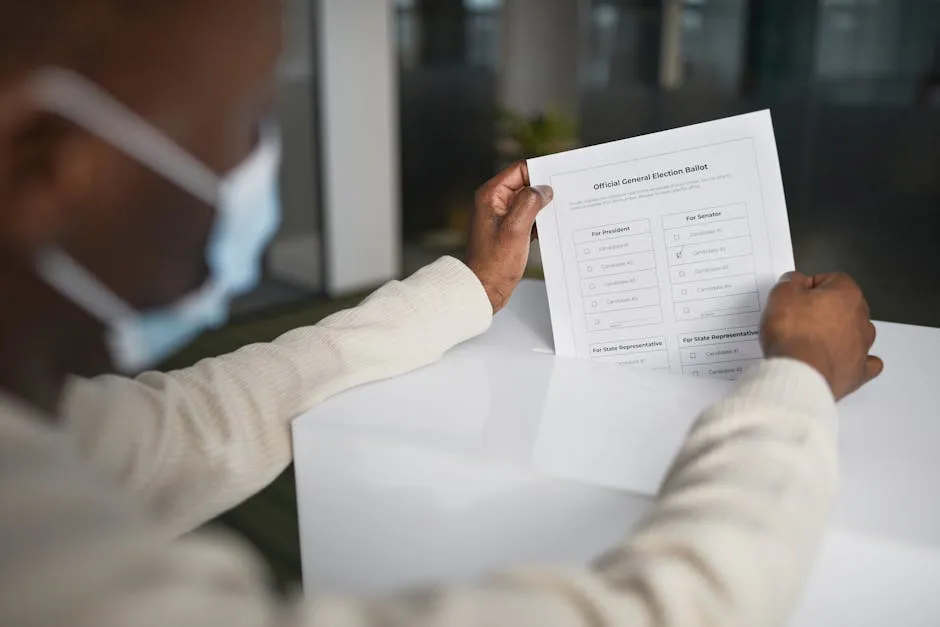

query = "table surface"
[[292, 281, 940, 626]]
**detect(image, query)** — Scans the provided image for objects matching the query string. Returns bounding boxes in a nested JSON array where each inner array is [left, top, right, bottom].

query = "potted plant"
[[493, 107, 579, 275], [496, 106, 579, 166]]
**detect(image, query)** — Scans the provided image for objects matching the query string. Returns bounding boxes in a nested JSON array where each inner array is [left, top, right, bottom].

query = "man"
[[0, 1, 881, 626]]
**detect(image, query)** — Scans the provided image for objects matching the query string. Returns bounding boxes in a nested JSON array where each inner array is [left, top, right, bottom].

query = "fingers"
[[517, 161, 531, 187], [859, 324, 879, 388], [810, 272, 838, 288], [477, 161, 531, 211], [862, 355, 885, 385], [781, 271, 859, 292], [489, 161, 531, 191], [821, 273, 871, 318], [777, 270, 813, 290], [812, 272, 857, 291], [768, 271, 809, 304], [856, 305, 881, 395], [808, 273, 871, 318], [846, 355, 884, 397], [505, 185, 553, 238]]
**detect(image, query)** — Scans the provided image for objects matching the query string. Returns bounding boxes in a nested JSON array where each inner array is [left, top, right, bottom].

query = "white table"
[[293, 281, 940, 626]]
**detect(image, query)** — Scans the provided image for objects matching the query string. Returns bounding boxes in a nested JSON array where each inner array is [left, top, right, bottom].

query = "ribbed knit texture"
[[0, 259, 838, 627]]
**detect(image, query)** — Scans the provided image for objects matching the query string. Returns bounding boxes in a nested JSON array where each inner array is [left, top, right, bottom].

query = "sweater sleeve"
[[11, 359, 840, 627], [303, 359, 840, 627], [58, 257, 493, 534]]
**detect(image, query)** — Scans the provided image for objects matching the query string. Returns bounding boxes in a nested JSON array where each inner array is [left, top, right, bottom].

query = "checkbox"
[[587, 266, 594, 273], [674, 234, 680, 240], [689, 352, 697, 360], [692, 371, 700, 377], [584, 248, 591, 255], [591, 301, 598, 308], [679, 271, 686, 277], [589, 283, 596, 290], [594, 319, 601, 326], [683, 307, 690, 314], [681, 289, 688, 295]]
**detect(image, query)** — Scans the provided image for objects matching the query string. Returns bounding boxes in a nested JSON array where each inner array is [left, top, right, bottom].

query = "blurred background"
[[181, 0, 940, 588], [241, 0, 939, 326]]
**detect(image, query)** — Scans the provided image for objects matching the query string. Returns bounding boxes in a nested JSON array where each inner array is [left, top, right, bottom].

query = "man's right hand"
[[760, 272, 883, 400], [466, 162, 553, 314]]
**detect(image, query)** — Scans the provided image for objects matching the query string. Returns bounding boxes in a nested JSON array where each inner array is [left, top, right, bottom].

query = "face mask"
[[30, 68, 282, 373]]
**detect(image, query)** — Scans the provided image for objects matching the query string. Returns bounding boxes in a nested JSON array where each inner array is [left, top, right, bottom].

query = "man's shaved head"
[[0, 1, 171, 84], [0, 0, 283, 409]]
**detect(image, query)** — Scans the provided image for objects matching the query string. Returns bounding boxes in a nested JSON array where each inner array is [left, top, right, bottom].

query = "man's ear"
[[0, 80, 99, 262]]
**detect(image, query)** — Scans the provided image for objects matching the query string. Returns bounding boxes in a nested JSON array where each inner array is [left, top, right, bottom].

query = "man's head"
[[0, 0, 283, 383]]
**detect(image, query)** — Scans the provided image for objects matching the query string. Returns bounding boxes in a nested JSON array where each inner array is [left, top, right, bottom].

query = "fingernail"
[[778, 271, 796, 283], [533, 185, 554, 202]]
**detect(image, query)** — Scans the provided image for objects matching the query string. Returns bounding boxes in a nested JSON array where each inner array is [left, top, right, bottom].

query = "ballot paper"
[[529, 111, 793, 380]]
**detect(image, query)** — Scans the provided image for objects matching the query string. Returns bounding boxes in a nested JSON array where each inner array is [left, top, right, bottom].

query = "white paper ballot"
[[529, 111, 794, 380]]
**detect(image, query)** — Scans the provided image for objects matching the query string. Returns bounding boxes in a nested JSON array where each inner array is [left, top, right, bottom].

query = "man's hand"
[[761, 272, 884, 400], [466, 161, 553, 313]]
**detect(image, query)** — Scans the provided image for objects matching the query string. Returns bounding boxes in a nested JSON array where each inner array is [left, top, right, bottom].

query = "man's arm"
[[10, 272, 880, 627], [57, 161, 551, 535], [60, 257, 493, 534], [8, 360, 841, 627], [309, 273, 878, 627], [310, 359, 839, 627]]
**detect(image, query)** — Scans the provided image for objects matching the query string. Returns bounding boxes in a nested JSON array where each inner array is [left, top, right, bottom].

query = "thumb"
[[505, 185, 553, 238], [846, 355, 884, 398], [862, 355, 884, 384], [778, 271, 813, 289], [769, 271, 810, 300]]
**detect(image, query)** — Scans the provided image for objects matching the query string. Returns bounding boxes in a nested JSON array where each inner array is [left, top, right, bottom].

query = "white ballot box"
[[293, 281, 940, 626]]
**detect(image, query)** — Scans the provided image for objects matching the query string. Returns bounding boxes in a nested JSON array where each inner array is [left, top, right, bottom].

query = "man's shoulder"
[[0, 392, 62, 451], [0, 392, 142, 559]]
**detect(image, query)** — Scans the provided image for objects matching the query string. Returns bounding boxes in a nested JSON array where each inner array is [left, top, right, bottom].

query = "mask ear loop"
[[28, 69, 225, 348], [31, 68, 220, 205], [36, 248, 137, 325]]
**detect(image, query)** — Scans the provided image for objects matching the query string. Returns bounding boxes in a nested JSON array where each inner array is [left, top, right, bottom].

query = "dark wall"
[[396, 0, 940, 326], [578, 0, 940, 326], [399, 67, 498, 239], [580, 87, 940, 326]]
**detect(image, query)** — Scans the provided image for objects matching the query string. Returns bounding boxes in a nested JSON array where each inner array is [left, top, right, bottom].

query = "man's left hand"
[[466, 161, 553, 313]]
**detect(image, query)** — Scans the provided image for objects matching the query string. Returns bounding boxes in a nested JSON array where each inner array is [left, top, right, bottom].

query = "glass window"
[[465, 0, 502, 67], [396, 0, 503, 270], [680, 0, 747, 87], [234, 0, 323, 315], [814, 0, 940, 105], [394, 0, 940, 324]]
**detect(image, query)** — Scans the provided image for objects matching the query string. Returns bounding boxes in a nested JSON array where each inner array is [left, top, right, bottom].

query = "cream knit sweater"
[[0, 257, 838, 627]]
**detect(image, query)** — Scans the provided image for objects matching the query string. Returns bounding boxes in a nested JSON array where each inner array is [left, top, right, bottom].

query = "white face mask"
[[30, 68, 282, 373]]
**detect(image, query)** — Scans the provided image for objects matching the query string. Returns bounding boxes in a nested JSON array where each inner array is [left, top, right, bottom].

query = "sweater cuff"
[[404, 256, 494, 348], [736, 358, 838, 440]]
